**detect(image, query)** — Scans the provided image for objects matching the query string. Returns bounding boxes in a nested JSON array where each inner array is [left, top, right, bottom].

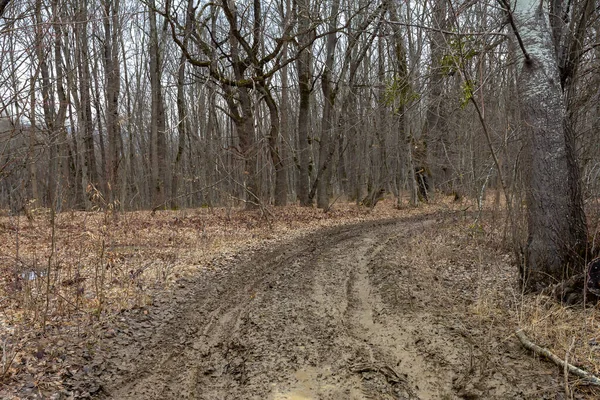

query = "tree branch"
[[384, 19, 510, 38], [0, 0, 11, 18], [497, 0, 531, 62], [516, 329, 600, 386]]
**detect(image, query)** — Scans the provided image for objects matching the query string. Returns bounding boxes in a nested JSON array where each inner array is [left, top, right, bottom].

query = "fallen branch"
[[515, 329, 600, 386], [324, 193, 343, 213]]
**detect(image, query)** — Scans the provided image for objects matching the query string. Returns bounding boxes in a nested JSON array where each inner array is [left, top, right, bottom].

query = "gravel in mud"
[[66, 213, 561, 399]]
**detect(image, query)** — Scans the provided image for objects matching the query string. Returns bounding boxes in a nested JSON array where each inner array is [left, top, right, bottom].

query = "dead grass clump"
[[515, 295, 600, 375], [467, 232, 600, 398]]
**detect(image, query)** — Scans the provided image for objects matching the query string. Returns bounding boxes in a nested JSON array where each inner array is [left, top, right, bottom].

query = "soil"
[[63, 212, 561, 399]]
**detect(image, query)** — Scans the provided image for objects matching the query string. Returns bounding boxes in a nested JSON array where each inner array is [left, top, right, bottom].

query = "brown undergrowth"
[[0, 195, 599, 399], [505, 292, 600, 398], [462, 222, 600, 399], [402, 206, 600, 398], [0, 198, 429, 395]]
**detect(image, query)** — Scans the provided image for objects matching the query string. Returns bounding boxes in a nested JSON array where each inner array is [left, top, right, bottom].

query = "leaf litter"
[[0, 198, 598, 399]]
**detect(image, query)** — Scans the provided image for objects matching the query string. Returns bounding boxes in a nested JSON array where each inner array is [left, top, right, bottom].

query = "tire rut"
[[92, 219, 399, 399], [78, 214, 557, 400]]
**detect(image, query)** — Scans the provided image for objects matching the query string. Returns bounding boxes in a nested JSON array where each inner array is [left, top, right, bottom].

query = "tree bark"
[[385, 0, 418, 206], [421, 1, 448, 198], [295, 0, 313, 206], [149, 0, 167, 209], [171, 0, 193, 209], [279, 7, 291, 206], [102, 0, 121, 206], [261, 86, 287, 206], [75, 1, 99, 202], [28, 77, 39, 204], [316, 0, 340, 210], [511, 0, 587, 289], [35, 0, 59, 208]]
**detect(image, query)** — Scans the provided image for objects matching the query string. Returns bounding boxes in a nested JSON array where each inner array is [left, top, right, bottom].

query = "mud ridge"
[[65, 213, 558, 399]]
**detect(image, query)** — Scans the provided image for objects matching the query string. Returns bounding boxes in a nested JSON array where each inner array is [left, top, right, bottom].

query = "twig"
[[1, 337, 28, 382], [497, 0, 531, 62], [0, 0, 11, 18], [324, 193, 343, 213], [384, 19, 509, 38], [565, 337, 575, 397], [515, 329, 600, 386]]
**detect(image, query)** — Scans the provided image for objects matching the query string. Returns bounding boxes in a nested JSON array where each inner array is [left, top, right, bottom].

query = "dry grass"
[[467, 291, 600, 398], [0, 197, 445, 392], [0, 201, 392, 319], [465, 230, 600, 398], [510, 294, 600, 394], [395, 203, 600, 398], [1, 193, 599, 398]]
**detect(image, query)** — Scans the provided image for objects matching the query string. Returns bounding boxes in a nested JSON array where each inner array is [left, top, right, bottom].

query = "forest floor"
[[1, 198, 599, 399]]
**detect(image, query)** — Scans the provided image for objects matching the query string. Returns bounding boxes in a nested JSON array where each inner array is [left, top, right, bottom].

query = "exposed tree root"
[[515, 329, 600, 386]]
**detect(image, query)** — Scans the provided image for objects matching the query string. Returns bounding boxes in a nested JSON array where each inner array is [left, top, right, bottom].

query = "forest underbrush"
[[0, 198, 414, 396], [0, 194, 598, 399]]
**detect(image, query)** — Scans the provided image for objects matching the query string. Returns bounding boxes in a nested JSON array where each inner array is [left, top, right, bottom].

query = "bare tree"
[[101, 0, 122, 206], [74, 0, 99, 204], [171, 0, 193, 209], [385, 0, 419, 206], [310, 0, 385, 209], [504, 0, 589, 288], [295, 0, 314, 206], [149, 0, 168, 208]]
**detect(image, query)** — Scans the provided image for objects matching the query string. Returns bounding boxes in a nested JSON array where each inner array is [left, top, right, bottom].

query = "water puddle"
[[20, 270, 46, 281], [272, 366, 364, 400]]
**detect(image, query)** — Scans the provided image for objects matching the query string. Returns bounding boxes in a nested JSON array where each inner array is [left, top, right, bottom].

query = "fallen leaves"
[[0, 199, 437, 397]]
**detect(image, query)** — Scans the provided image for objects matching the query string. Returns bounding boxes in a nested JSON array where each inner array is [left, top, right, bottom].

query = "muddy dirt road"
[[70, 213, 559, 399]]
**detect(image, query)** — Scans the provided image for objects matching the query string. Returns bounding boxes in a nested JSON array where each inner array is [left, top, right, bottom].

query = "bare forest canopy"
[[0, 0, 594, 207], [0, 0, 600, 282], [0, 1, 529, 208]]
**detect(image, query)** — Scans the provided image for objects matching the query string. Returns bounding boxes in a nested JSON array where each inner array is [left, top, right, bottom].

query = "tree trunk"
[[279, 16, 291, 206], [28, 78, 39, 204], [262, 86, 287, 206], [512, 0, 587, 289], [35, 0, 58, 208], [421, 1, 448, 198], [51, 0, 72, 209], [102, 0, 121, 206], [316, 0, 340, 210], [75, 1, 98, 202], [295, 0, 313, 206], [171, 0, 193, 209], [149, 0, 167, 209], [386, 0, 418, 206]]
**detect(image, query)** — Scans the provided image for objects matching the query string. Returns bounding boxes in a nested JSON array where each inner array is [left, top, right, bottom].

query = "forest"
[[1, 0, 600, 398]]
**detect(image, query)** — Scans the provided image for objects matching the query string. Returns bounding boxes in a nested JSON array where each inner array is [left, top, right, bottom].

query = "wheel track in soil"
[[81, 213, 557, 400]]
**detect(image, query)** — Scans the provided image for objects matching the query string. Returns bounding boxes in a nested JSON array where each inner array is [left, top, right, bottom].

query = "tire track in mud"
[[79, 214, 557, 400], [91, 219, 394, 399]]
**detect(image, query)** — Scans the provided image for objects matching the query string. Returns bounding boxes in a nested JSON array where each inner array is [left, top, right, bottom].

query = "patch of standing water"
[[271, 367, 365, 400], [20, 270, 46, 281]]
